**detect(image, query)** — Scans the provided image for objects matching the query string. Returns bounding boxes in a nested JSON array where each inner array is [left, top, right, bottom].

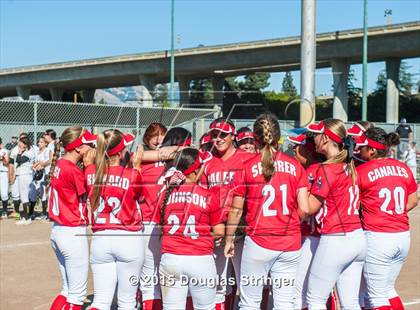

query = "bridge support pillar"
[[178, 76, 190, 106], [212, 77, 224, 106], [49, 87, 64, 101], [16, 86, 31, 100], [331, 59, 350, 122], [386, 58, 401, 124], [139, 75, 155, 93], [82, 89, 96, 103]]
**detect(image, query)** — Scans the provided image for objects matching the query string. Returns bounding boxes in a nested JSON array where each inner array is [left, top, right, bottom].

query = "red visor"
[[236, 131, 255, 142], [287, 134, 306, 145], [307, 121, 343, 144], [354, 134, 387, 150], [208, 121, 235, 134], [347, 123, 366, 137], [107, 133, 136, 156], [64, 130, 97, 152], [183, 151, 213, 176], [200, 134, 212, 146]]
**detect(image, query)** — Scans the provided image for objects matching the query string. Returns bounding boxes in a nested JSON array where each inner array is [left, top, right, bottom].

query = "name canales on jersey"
[[167, 191, 208, 209], [367, 165, 409, 182], [251, 160, 297, 177], [86, 173, 130, 190]]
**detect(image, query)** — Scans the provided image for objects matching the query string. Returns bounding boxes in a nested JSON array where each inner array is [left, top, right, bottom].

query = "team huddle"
[[9, 113, 417, 310]]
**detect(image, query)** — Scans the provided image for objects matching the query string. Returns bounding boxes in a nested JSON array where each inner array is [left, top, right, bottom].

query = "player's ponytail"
[[159, 148, 200, 235], [323, 119, 357, 185], [364, 127, 399, 159], [253, 113, 280, 182], [48, 125, 83, 184], [91, 130, 124, 212]]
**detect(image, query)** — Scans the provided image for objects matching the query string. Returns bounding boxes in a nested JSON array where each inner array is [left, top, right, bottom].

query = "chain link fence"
[[0, 100, 219, 147]]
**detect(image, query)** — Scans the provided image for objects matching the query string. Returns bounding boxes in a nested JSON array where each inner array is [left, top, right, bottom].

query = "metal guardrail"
[[1, 21, 419, 75]]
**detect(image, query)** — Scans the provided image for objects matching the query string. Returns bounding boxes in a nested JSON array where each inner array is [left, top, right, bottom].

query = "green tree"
[[281, 71, 297, 97], [189, 79, 213, 105], [399, 61, 414, 96]]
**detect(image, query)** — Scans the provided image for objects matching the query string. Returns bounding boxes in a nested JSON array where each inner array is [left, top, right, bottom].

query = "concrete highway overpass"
[[1, 21, 419, 122]]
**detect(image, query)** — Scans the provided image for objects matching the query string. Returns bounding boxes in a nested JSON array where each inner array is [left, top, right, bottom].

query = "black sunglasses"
[[210, 131, 230, 139]]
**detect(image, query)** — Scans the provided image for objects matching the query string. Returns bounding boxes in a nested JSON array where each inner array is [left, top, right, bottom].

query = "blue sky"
[[1, 0, 419, 94]]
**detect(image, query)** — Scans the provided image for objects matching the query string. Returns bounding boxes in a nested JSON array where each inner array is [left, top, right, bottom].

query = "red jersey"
[[160, 184, 224, 255], [139, 161, 166, 223], [202, 149, 254, 213], [233, 152, 307, 251], [309, 163, 362, 234], [85, 165, 145, 232], [48, 159, 88, 226], [357, 158, 418, 232], [301, 163, 321, 237]]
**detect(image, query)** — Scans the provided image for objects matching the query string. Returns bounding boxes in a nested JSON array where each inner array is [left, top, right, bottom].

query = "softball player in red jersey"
[[305, 119, 367, 310], [158, 148, 225, 310], [139, 127, 193, 310], [225, 114, 309, 310], [355, 127, 418, 310], [84, 130, 146, 310], [48, 126, 96, 310], [287, 133, 324, 310], [203, 118, 254, 309]]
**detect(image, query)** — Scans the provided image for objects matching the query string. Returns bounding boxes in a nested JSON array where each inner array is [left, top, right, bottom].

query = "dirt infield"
[[1, 209, 419, 310]]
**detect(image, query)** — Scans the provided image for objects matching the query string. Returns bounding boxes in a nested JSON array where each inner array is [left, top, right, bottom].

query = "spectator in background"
[[15, 136, 36, 225], [403, 141, 417, 180], [143, 122, 167, 150], [29, 136, 50, 220], [0, 138, 9, 218], [396, 118, 413, 159], [5, 136, 18, 151]]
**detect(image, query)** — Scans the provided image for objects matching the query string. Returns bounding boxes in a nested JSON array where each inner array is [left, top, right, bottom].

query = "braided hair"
[[253, 114, 280, 182]]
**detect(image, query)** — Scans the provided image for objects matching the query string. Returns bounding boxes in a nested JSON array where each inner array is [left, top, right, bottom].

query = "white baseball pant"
[[160, 253, 217, 310], [140, 222, 162, 301], [307, 229, 367, 310], [90, 229, 145, 310], [294, 236, 320, 309], [50, 224, 89, 306], [17, 173, 32, 204], [11, 179, 19, 201], [239, 236, 300, 310], [214, 243, 231, 303], [0, 171, 8, 201], [363, 230, 410, 308]]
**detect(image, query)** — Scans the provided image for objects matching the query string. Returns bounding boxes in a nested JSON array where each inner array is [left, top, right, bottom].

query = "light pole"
[[170, 0, 175, 106], [362, 0, 368, 121]]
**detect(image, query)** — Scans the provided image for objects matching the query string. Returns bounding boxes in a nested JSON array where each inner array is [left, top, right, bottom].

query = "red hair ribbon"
[[107, 133, 135, 156], [354, 134, 387, 150], [64, 130, 97, 152], [307, 121, 343, 144]]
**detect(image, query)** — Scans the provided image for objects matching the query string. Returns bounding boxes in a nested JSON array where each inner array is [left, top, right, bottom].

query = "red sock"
[[260, 288, 270, 310], [389, 296, 405, 310], [62, 303, 81, 310], [186, 296, 194, 310], [326, 291, 337, 310], [143, 299, 163, 310], [371, 306, 392, 310], [50, 294, 67, 310], [215, 302, 225, 310], [225, 293, 236, 310]]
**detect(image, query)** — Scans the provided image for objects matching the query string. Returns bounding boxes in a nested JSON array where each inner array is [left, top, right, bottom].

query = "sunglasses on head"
[[210, 131, 230, 139]]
